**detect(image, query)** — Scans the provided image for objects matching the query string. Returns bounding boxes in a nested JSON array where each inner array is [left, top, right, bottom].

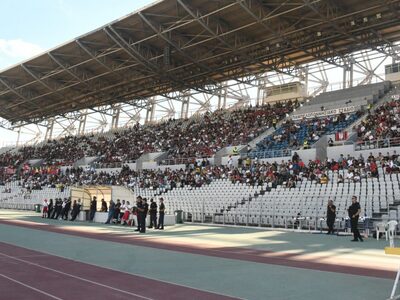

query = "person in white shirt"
[[121, 201, 131, 225], [42, 199, 48, 218]]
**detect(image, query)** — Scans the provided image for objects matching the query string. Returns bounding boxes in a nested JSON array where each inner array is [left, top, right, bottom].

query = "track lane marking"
[[0, 273, 64, 300], [0, 251, 154, 300]]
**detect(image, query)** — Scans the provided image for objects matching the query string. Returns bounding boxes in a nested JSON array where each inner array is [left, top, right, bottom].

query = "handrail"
[[355, 137, 400, 151], [248, 149, 292, 159]]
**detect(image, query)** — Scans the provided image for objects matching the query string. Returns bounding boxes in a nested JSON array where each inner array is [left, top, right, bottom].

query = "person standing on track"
[[348, 196, 363, 242], [157, 198, 165, 230], [142, 198, 149, 232], [135, 197, 144, 233], [70, 199, 82, 221], [100, 198, 108, 213], [89, 196, 97, 222], [47, 199, 53, 218], [105, 199, 115, 224], [326, 199, 336, 234], [63, 198, 72, 220], [148, 198, 157, 229], [114, 199, 121, 223], [51, 198, 62, 219], [42, 199, 48, 218]]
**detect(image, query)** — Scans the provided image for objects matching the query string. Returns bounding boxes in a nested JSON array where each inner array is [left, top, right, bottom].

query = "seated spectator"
[[355, 100, 400, 148], [320, 173, 329, 184], [337, 174, 344, 184]]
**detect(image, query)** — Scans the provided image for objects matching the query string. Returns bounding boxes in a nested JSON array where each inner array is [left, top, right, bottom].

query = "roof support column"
[[44, 118, 54, 141], [145, 98, 156, 124], [77, 113, 87, 136], [180, 92, 190, 119], [111, 105, 121, 130], [15, 127, 22, 147], [256, 76, 266, 106], [218, 83, 227, 110]]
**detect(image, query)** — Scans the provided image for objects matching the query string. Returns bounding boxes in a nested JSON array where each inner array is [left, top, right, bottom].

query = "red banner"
[[335, 131, 348, 141]]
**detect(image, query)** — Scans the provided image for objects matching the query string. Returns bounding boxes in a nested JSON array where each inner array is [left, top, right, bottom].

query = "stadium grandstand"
[[1, 0, 400, 299]]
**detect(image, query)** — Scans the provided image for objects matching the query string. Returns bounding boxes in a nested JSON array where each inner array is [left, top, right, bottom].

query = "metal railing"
[[249, 149, 292, 159], [159, 157, 209, 166], [355, 137, 400, 151]]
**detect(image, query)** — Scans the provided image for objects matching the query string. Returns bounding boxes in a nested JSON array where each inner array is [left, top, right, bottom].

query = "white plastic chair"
[[376, 222, 388, 240]]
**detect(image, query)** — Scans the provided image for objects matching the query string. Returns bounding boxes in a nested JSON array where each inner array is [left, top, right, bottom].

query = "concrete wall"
[[296, 148, 317, 162], [327, 145, 355, 160], [137, 152, 167, 170], [27, 159, 44, 167], [126, 163, 136, 170], [221, 155, 240, 167], [314, 135, 327, 161], [142, 161, 158, 170], [74, 156, 98, 167], [112, 186, 135, 202], [214, 145, 244, 165]]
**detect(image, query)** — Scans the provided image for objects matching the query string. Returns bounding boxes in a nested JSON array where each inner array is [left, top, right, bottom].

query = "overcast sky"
[[0, 0, 153, 146]]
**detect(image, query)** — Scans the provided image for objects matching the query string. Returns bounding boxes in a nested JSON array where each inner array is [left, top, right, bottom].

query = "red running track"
[[0, 242, 239, 300]]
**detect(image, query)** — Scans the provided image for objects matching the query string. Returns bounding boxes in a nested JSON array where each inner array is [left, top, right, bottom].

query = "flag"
[[335, 131, 348, 141]]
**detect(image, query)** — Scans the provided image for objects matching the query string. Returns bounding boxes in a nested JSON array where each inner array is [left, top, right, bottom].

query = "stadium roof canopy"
[[0, 0, 399, 124]]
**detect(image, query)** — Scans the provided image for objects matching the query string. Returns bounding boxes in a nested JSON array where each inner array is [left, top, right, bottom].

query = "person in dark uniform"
[[105, 199, 115, 224], [114, 199, 121, 223], [70, 199, 82, 221], [326, 199, 336, 234], [348, 196, 363, 242], [51, 198, 62, 219], [142, 198, 149, 233], [63, 198, 72, 220], [47, 199, 54, 219], [89, 196, 97, 222], [100, 199, 108, 212], [135, 197, 144, 232], [148, 198, 157, 229], [157, 198, 165, 230]]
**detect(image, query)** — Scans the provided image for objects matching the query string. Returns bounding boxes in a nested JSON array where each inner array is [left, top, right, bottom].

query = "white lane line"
[[0, 254, 48, 260], [0, 243, 242, 300], [0, 252, 153, 300], [0, 273, 64, 300]]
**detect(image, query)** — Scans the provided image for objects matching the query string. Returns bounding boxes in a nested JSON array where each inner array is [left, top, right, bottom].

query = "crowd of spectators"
[[0, 101, 299, 170], [355, 100, 400, 147], [2, 99, 400, 193], [3, 149, 399, 199], [256, 111, 363, 153]]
